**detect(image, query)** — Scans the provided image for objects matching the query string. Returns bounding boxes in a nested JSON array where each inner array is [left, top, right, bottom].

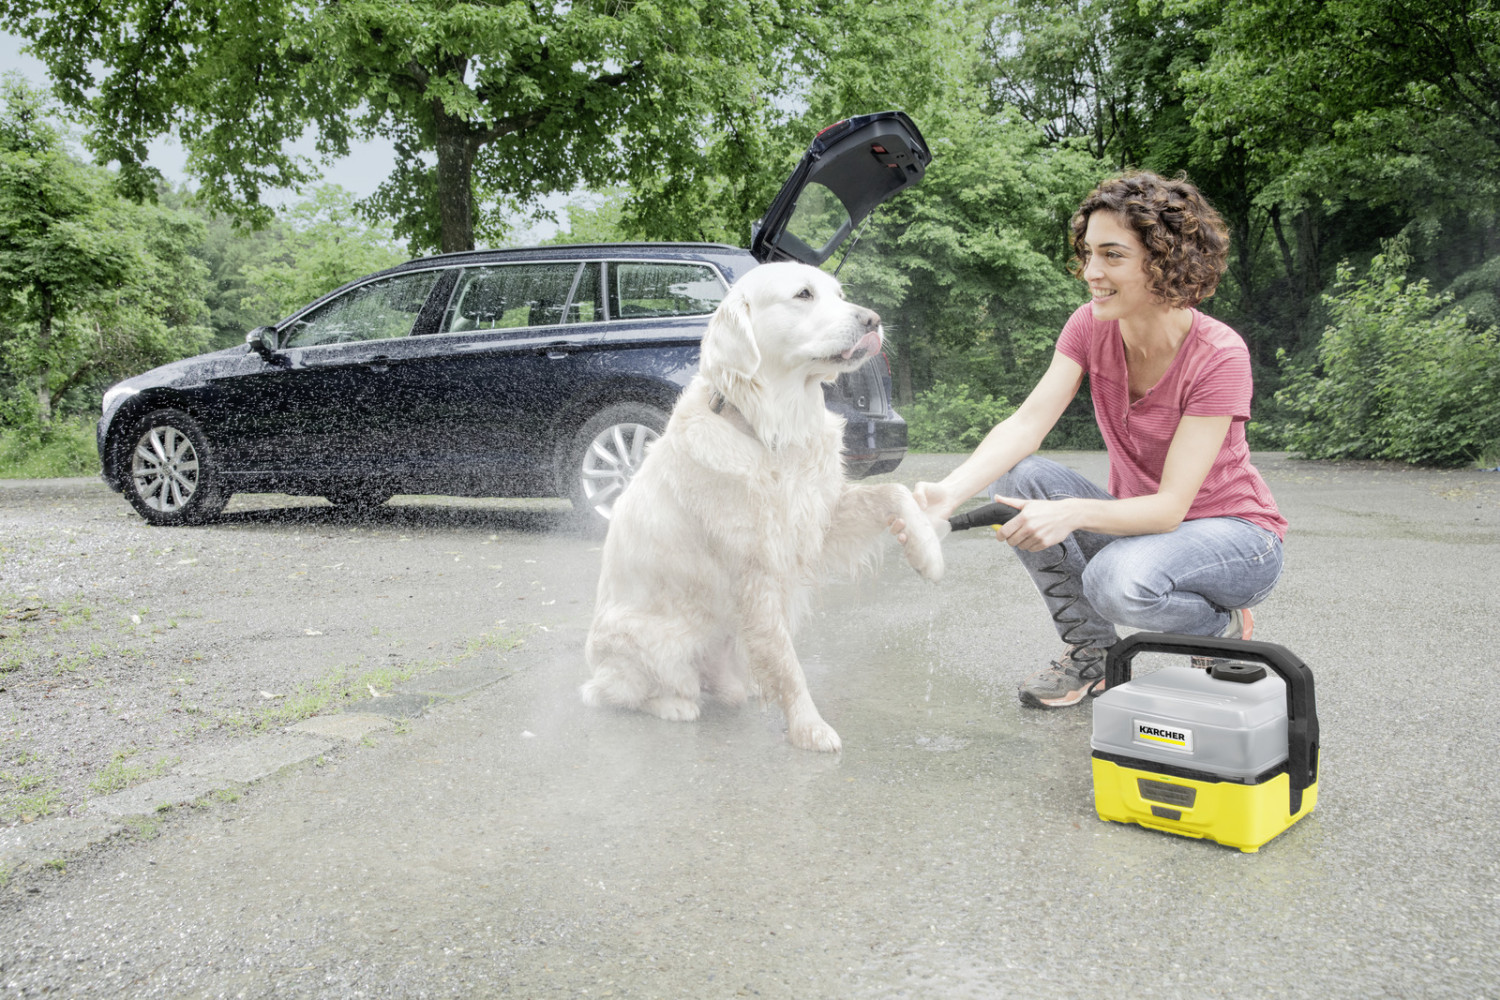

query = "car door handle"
[[367, 355, 391, 372], [539, 341, 580, 360]]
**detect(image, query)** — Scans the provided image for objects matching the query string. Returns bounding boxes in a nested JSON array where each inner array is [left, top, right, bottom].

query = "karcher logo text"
[[1134, 719, 1194, 753]]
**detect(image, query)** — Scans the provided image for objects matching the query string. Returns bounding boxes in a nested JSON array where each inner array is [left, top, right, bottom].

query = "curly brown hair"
[[1070, 171, 1229, 309]]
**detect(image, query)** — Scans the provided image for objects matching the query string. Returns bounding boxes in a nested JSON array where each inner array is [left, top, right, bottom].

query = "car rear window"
[[611, 263, 725, 319], [778, 182, 851, 264]]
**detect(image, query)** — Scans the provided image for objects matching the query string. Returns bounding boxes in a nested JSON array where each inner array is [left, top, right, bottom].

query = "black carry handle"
[[1106, 632, 1319, 814]]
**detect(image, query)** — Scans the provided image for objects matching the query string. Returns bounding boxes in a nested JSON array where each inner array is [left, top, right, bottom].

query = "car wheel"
[[564, 402, 668, 526], [324, 492, 394, 511], [122, 408, 230, 526]]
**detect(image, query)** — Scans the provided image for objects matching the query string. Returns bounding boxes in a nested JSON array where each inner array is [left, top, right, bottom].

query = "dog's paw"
[[789, 717, 842, 753], [899, 512, 945, 583], [642, 695, 702, 722]]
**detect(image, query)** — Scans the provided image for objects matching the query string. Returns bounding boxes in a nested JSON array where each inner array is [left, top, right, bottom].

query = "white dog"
[[580, 261, 944, 752]]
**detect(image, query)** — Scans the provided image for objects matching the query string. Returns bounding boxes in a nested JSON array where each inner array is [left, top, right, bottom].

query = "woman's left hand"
[[993, 495, 1077, 552]]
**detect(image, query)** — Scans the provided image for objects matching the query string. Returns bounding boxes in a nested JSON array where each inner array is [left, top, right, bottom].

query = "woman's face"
[[1080, 210, 1156, 322]]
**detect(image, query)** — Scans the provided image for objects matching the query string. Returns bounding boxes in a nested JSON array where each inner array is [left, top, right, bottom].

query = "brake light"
[[878, 349, 891, 375], [872, 144, 887, 154], [815, 119, 849, 138]]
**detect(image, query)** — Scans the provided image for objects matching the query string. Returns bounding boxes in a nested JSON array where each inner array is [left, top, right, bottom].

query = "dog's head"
[[700, 262, 883, 393]]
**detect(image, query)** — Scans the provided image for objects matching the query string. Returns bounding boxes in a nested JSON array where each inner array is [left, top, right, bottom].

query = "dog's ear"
[[700, 288, 761, 385]]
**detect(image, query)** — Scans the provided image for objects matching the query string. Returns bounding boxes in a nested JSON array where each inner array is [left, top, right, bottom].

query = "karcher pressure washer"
[[945, 501, 1319, 854], [1090, 632, 1319, 853]]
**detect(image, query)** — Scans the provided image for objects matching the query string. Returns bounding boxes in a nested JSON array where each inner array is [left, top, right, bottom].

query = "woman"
[[907, 171, 1286, 709]]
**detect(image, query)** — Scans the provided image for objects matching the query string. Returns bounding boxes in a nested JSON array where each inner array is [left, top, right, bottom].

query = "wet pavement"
[[1, 452, 1498, 998]]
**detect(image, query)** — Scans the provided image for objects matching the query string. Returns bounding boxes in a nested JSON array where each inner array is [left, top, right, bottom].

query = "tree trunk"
[[1269, 204, 1296, 284], [1294, 208, 1321, 301], [36, 286, 53, 427], [434, 122, 479, 254]]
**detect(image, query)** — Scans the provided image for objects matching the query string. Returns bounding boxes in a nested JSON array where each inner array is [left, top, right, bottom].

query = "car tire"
[[324, 492, 394, 511], [563, 401, 668, 527], [121, 408, 230, 526]]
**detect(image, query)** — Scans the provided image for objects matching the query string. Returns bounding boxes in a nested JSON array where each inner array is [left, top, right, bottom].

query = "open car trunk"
[[750, 111, 931, 267]]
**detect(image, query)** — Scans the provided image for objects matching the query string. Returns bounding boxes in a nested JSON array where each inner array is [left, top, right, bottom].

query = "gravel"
[[0, 480, 588, 830]]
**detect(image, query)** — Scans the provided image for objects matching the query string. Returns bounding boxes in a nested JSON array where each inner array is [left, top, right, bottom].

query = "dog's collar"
[[708, 389, 760, 442]]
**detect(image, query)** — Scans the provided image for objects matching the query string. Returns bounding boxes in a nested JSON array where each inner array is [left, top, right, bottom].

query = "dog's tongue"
[[841, 329, 883, 360]]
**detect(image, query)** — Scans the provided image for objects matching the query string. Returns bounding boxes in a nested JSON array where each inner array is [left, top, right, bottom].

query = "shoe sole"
[[1018, 676, 1107, 710]]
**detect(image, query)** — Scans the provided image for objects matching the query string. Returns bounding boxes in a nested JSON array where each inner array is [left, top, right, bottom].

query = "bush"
[[1276, 238, 1500, 467], [903, 381, 1016, 453], [0, 416, 99, 478]]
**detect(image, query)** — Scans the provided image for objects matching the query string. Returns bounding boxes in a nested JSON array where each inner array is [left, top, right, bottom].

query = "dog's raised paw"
[[900, 521, 945, 582]]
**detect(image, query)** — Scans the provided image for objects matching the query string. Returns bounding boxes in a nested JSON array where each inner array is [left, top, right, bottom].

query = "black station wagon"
[[97, 112, 932, 528]]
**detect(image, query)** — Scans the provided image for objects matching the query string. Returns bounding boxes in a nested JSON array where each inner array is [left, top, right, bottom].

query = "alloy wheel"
[[580, 421, 659, 520], [131, 425, 201, 514]]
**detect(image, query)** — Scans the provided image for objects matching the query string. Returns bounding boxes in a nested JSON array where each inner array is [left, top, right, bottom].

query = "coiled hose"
[[947, 501, 1092, 646]]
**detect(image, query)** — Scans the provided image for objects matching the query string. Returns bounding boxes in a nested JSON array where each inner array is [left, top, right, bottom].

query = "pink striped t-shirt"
[[1055, 303, 1287, 539]]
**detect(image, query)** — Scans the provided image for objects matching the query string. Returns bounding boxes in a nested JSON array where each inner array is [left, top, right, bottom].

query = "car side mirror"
[[246, 326, 280, 361]]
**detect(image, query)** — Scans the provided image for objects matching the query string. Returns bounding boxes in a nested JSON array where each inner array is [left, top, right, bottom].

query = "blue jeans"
[[991, 456, 1284, 648]]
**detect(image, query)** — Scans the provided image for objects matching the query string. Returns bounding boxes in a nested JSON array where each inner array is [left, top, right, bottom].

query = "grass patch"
[[247, 625, 530, 730], [122, 814, 162, 840], [2, 785, 65, 823], [0, 417, 99, 479], [0, 757, 64, 824], [87, 748, 174, 796], [252, 662, 425, 728]]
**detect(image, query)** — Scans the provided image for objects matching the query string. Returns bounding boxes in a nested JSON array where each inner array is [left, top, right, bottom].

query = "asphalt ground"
[[1, 452, 1497, 998]]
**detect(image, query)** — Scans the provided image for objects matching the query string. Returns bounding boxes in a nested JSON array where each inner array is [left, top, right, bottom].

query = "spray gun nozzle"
[[947, 501, 1022, 531]]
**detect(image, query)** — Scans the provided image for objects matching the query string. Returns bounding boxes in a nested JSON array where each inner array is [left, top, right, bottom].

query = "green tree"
[[2, 0, 843, 255], [544, 188, 630, 245], [237, 185, 407, 323], [0, 75, 210, 429], [1168, 0, 1500, 219], [1276, 237, 1500, 466]]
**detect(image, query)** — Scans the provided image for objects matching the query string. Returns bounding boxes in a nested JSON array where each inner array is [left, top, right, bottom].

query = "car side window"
[[441, 262, 598, 333], [611, 263, 725, 320], [282, 271, 440, 349]]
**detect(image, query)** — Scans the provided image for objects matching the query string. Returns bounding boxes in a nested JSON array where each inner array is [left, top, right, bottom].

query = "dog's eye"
[[795, 287, 814, 300]]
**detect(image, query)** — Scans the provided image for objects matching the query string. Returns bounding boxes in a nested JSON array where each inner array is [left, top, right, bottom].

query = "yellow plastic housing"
[[1092, 755, 1318, 853]]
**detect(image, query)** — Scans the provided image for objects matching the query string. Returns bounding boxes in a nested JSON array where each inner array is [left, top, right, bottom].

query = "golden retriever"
[[580, 261, 944, 752]]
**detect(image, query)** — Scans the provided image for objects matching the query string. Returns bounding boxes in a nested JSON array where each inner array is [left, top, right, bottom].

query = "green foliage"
[[3, 0, 852, 254], [237, 185, 407, 323], [1168, 0, 1500, 219], [543, 188, 630, 245], [903, 381, 1016, 453], [0, 75, 211, 428], [840, 104, 1101, 461], [788, 2, 1100, 421], [0, 416, 96, 478], [2, 0, 1498, 473], [1276, 238, 1500, 466]]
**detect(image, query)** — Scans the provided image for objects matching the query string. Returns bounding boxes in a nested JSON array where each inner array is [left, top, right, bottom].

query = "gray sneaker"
[[1192, 608, 1254, 670], [1018, 645, 1108, 709]]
